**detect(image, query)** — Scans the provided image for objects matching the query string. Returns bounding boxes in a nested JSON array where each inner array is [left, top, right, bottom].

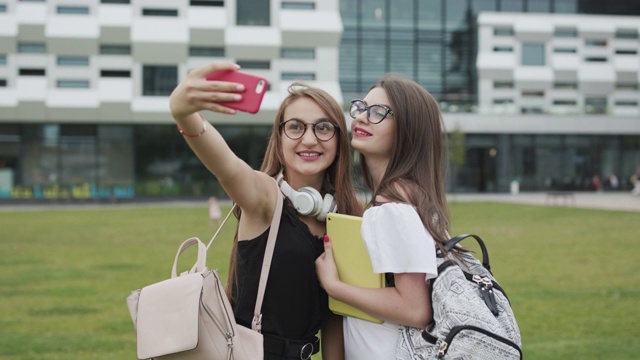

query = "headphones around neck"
[[276, 172, 337, 221]]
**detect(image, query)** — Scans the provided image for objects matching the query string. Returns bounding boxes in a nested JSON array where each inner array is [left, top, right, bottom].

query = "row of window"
[[493, 98, 639, 106], [5, 45, 316, 59], [494, 27, 639, 39], [494, 82, 639, 91], [0, 1, 315, 15], [497, 42, 640, 66], [494, 45, 638, 55], [11, 68, 131, 77], [0, 66, 316, 93]]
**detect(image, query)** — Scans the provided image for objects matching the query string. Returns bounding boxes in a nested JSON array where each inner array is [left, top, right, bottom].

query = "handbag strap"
[[205, 177, 283, 333]]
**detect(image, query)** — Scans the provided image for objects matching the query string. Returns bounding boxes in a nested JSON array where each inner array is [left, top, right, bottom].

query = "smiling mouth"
[[354, 128, 371, 136], [298, 152, 320, 157]]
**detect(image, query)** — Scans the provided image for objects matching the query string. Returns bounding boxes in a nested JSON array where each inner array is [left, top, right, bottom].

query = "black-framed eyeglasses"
[[279, 119, 338, 142], [349, 99, 394, 124]]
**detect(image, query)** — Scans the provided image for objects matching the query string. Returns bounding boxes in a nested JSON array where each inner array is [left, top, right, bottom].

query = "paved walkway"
[[1, 191, 638, 212], [447, 191, 640, 212]]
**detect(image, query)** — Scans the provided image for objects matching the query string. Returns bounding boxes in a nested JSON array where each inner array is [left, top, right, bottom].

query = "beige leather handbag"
[[127, 179, 283, 359]]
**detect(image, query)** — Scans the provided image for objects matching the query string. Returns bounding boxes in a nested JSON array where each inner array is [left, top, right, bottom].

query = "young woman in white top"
[[315, 74, 451, 359]]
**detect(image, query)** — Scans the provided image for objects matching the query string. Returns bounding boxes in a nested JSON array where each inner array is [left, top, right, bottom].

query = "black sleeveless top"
[[232, 202, 330, 341]]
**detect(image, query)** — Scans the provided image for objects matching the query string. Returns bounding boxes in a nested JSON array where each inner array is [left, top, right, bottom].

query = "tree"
[[450, 123, 466, 194]]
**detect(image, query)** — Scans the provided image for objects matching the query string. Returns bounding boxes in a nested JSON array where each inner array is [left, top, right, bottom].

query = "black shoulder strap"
[[445, 234, 491, 272]]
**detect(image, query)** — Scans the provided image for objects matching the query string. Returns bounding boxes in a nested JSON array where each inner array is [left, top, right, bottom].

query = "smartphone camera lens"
[[255, 80, 266, 94]]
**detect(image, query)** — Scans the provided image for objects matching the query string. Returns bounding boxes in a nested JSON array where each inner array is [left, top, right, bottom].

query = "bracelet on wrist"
[[177, 114, 207, 138]]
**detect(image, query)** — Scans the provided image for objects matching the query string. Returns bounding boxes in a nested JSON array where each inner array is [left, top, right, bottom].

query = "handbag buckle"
[[252, 314, 263, 333], [300, 343, 313, 360]]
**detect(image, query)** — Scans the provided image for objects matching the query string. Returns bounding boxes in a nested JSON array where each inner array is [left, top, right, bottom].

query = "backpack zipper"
[[436, 325, 522, 359], [201, 271, 236, 352]]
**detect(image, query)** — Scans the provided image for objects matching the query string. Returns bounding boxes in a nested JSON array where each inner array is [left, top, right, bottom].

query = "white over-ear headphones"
[[276, 172, 337, 221]]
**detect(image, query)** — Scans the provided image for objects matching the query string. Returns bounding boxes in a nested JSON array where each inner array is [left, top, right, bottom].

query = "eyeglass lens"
[[282, 119, 336, 141], [349, 100, 392, 123]]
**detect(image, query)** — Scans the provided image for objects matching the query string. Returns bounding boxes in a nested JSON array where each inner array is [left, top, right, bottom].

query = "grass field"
[[0, 202, 638, 359]]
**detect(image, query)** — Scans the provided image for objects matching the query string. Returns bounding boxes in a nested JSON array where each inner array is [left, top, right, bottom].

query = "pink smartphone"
[[205, 70, 269, 114]]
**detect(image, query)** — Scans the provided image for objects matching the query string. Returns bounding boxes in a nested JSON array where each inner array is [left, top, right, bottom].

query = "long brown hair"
[[227, 83, 364, 298], [360, 74, 451, 252]]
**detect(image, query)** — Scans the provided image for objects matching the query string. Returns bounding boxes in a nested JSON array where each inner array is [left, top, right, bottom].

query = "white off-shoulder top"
[[344, 202, 438, 360]]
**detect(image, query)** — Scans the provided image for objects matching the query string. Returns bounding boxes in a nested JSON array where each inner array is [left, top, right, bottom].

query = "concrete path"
[[1, 191, 638, 212], [447, 191, 640, 212]]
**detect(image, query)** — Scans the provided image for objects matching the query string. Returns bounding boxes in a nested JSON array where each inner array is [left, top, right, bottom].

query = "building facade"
[[339, 0, 640, 193], [0, 0, 343, 201], [0, 0, 639, 201]]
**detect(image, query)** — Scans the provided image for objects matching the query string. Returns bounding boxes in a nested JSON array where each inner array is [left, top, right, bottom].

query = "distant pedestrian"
[[208, 197, 221, 226], [591, 174, 602, 192], [631, 175, 640, 197], [607, 174, 620, 190]]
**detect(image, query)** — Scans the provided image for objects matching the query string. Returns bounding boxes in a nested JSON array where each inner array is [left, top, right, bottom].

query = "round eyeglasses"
[[349, 99, 394, 124], [279, 119, 338, 142]]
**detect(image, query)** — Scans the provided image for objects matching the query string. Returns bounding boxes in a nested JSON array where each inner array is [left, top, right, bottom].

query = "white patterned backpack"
[[397, 234, 522, 359]]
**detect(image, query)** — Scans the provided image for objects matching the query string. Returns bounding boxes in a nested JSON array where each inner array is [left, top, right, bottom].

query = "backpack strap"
[[444, 234, 491, 272]]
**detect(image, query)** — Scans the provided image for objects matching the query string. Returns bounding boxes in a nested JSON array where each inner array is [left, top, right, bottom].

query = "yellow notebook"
[[326, 213, 385, 324]]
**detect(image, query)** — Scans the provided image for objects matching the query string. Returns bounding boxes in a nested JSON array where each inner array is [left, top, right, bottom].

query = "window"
[[142, 8, 178, 16], [494, 28, 514, 37], [522, 90, 544, 97], [18, 43, 46, 53], [585, 56, 607, 62], [522, 43, 545, 66], [281, 72, 315, 81], [57, 6, 89, 14], [237, 0, 269, 26], [236, 60, 270, 69], [189, 47, 225, 57], [616, 83, 638, 91], [143, 66, 177, 96], [190, 0, 223, 6], [520, 107, 544, 114], [282, 1, 315, 9], [585, 97, 607, 114], [493, 81, 513, 89], [554, 82, 577, 89], [614, 100, 638, 107], [492, 99, 513, 104], [553, 47, 576, 53], [100, 70, 131, 78], [0, 79, 6, 87], [281, 48, 315, 59], [101, 0, 130, 3], [585, 39, 606, 47], [57, 80, 90, 88], [57, 56, 90, 66], [554, 28, 577, 38], [100, 44, 131, 55], [553, 99, 577, 105], [616, 49, 637, 55], [19, 68, 46, 76], [0, 55, 6, 65], [493, 46, 513, 52], [0, 4, 6, 12], [615, 29, 639, 39]]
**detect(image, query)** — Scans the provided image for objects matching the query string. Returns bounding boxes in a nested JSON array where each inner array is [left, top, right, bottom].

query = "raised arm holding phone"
[[170, 61, 363, 360]]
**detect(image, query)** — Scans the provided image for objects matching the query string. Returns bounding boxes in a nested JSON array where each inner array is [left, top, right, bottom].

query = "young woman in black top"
[[170, 61, 363, 359]]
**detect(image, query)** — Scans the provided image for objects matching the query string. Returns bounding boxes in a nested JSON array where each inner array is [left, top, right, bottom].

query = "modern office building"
[[0, 0, 639, 202], [0, 0, 343, 200], [339, 0, 640, 193]]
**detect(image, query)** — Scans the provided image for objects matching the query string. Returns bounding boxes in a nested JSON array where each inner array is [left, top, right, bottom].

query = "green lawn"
[[0, 202, 638, 359]]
